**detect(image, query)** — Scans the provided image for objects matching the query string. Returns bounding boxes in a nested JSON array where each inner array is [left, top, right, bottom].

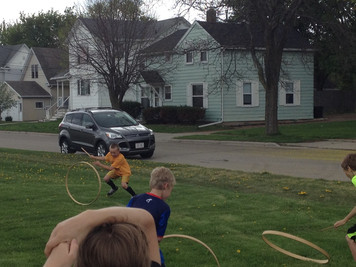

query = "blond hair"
[[149, 167, 176, 190], [77, 223, 150, 267]]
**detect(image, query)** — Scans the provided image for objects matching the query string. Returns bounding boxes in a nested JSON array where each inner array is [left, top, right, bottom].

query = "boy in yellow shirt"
[[91, 143, 136, 197]]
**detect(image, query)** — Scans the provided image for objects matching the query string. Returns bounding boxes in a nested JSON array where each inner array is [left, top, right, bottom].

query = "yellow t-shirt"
[[105, 152, 131, 176]]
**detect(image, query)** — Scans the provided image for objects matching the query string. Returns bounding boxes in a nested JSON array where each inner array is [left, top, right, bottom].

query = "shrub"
[[120, 101, 142, 119], [5, 116, 12, 122], [142, 106, 206, 124], [159, 106, 178, 124], [177, 106, 205, 124], [142, 107, 162, 123]]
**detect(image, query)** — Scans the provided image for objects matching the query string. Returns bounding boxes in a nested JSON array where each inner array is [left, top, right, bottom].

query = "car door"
[[69, 112, 84, 149], [78, 113, 97, 151]]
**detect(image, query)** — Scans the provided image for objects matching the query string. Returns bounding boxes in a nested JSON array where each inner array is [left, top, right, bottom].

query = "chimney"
[[206, 8, 216, 23]]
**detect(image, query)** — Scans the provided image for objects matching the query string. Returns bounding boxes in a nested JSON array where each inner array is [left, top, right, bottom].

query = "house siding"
[[22, 98, 51, 121], [151, 23, 314, 123]]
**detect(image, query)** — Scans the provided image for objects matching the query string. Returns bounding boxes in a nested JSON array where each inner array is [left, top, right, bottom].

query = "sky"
[[0, 0, 200, 23]]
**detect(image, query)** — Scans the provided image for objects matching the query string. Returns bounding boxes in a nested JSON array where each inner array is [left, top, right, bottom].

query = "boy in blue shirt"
[[127, 167, 176, 267]]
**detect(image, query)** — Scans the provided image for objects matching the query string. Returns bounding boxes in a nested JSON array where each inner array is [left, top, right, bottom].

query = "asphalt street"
[[0, 130, 355, 181]]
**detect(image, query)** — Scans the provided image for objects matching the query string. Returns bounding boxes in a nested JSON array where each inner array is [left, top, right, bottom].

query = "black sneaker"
[[107, 187, 118, 196]]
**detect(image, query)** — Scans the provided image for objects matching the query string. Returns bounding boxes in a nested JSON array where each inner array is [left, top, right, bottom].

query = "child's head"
[[341, 153, 356, 180], [77, 222, 150, 267], [149, 167, 176, 198], [109, 143, 120, 157]]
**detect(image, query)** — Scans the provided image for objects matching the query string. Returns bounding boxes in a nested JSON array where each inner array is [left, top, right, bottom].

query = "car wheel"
[[96, 141, 108, 157], [60, 139, 75, 154], [140, 151, 154, 159]]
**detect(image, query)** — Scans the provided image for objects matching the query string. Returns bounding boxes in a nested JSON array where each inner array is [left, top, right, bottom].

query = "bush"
[[142, 106, 205, 124], [159, 106, 178, 124], [177, 106, 205, 124], [5, 116, 12, 122], [120, 101, 142, 119], [142, 107, 162, 123]]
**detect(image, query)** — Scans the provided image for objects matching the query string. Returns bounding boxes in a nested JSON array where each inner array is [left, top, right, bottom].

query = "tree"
[[174, 0, 355, 135], [0, 83, 17, 121], [69, 0, 167, 109], [0, 8, 77, 48]]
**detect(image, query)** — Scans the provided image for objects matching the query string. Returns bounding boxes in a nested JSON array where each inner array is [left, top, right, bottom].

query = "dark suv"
[[58, 108, 155, 158]]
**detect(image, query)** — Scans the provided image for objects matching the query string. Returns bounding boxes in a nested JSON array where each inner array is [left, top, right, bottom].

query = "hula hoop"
[[163, 234, 220, 267], [65, 161, 101, 206], [262, 230, 330, 264]]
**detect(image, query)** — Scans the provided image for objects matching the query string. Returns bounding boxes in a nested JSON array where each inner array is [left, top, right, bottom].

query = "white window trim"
[[279, 80, 301, 106], [35, 101, 44, 109], [77, 79, 91, 96], [200, 51, 208, 63], [185, 51, 193, 65], [236, 80, 259, 107], [164, 85, 172, 101], [186, 82, 208, 108]]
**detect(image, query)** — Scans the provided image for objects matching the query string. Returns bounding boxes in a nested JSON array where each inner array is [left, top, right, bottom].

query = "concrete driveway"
[[0, 130, 354, 181]]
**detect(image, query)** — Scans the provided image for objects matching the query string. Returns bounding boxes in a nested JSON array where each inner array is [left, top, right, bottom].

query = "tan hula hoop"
[[65, 161, 101, 206], [262, 230, 330, 264], [163, 234, 220, 267]]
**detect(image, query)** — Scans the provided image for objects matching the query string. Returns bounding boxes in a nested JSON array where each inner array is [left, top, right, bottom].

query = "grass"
[[1, 148, 355, 266], [1, 119, 356, 143], [176, 120, 356, 143]]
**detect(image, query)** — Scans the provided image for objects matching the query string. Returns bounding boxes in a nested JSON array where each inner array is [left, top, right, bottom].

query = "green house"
[[137, 20, 314, 123]]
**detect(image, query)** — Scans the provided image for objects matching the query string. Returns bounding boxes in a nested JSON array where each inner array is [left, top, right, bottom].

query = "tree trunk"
[[265, 85, 279, 135]]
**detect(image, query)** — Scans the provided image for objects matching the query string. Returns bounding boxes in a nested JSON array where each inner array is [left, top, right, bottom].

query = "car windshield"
[[92, 111, 138, 128]]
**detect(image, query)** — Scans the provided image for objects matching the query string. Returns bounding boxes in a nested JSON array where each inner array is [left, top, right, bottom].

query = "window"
[[185, 51, 193, 64], [243, 83, 252, 105], [164, 85, 172, 101], [279, 80, 301, 106], [236, 81, 259, 107], [200, 51, 208, 63], [187, 83, 208, 108], [77, 45, 89, 64], [35, 101, 43, 109], [192, 84, 203, 107], [31, 64, 38, 78], [77, 79, 90, 96], [285, 82, 294, 104], [82, 114, 94, 127]]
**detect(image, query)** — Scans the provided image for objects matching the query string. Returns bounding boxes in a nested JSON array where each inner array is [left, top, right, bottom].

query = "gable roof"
[[31, 47, 68, 82], [140, 70, 164, 85], [196, 21, 312, 50], [0, 44, 26, 67], [79, 17, 190, 42], [142, 29, 188, 54], [6, 81, 51, 98]]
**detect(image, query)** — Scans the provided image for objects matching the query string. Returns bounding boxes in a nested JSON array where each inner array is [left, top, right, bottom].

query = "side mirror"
[[85, 122, 95, 129]]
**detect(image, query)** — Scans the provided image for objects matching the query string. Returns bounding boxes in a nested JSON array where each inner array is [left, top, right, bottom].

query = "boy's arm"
[[44, 207, 161, 264], [90, 155, 105, 161], [335, 206, 356, 228]]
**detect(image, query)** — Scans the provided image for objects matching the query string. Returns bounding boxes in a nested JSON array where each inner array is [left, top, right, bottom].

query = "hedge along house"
[[139, 16, 314, 124]]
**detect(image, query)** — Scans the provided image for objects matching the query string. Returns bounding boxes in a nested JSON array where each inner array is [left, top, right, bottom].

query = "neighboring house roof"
[[140, 70, 164, 85], [32, 47, 68, 82], [79, 17, 190, 42], [196, 21, 312, 50], [0, 44, 27, 67], [6, 81, 51, 98], [142, 29, 188, 54]]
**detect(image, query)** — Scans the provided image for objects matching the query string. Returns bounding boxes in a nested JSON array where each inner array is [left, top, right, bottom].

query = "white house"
[[67, 17, 191, 110]]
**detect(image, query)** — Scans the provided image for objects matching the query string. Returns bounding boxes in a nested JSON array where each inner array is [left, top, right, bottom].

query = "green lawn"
[[1, 148, 355, 266], [1, 118, 356, 143]]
